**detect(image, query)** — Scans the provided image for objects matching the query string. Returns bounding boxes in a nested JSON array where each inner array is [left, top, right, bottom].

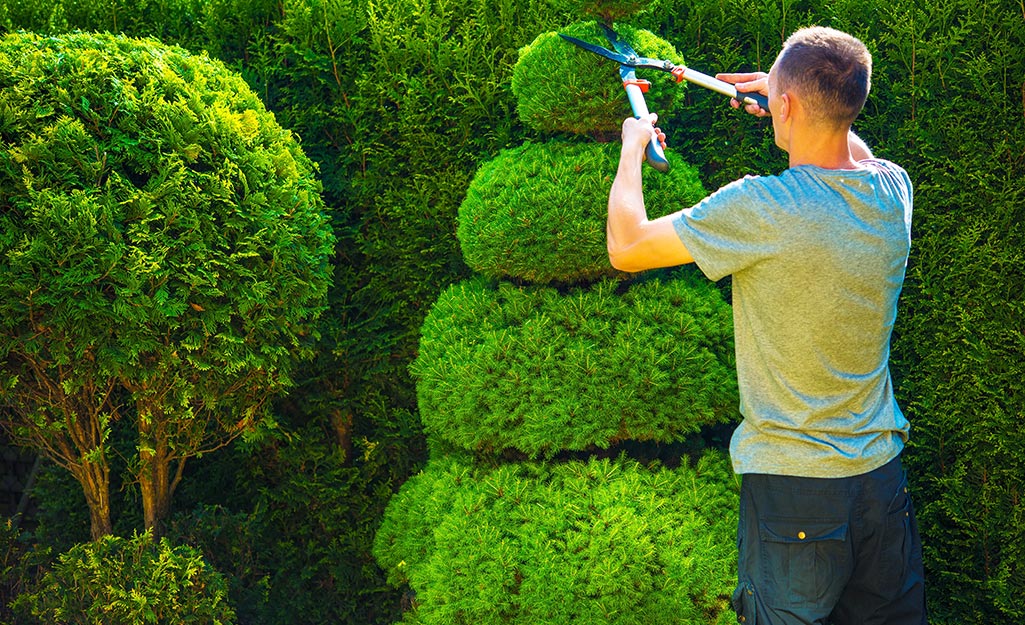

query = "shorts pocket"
[[731, 580, 757, 624], [879, 474, 912, 589], [758, 519, 850, 608]]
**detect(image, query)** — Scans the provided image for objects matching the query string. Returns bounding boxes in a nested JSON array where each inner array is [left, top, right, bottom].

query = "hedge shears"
[[561, 24, 770, 172]]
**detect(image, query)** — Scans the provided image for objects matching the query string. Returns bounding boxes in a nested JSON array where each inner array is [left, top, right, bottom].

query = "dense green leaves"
[[1, 0, 1023, 623], [413, 272, 737, 457], [512, 21, 686, 136], [167, 425, 406, 625], [0, 30, 333, 399], [459, 141, 706, 283], [549, 0, 652, 23], [374, 451, 738, 625], [0, 31, 334, 537], [13, 531, 235, 624]]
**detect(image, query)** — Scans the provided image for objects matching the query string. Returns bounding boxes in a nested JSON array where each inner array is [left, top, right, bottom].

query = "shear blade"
[[600, 23, 634, 56], [558, 33, 629, 65], [559, 32, 674, 73]]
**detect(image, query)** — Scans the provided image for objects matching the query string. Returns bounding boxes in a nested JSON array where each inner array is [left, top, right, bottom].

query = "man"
[[607, 27, 926, 624]]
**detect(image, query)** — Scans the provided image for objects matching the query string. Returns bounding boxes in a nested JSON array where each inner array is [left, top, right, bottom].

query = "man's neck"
[[786, 124, 861, 170]]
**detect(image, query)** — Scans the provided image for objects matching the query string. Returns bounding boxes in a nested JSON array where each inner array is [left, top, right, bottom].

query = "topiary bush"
[[377, 2, 742, 623], [458, 141, 705, 283], [12, 531, 236, 625], [374, 451, 738, 625]]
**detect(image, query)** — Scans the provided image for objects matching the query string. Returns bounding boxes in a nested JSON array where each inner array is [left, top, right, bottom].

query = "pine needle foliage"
[[512, 21, 686, 136], [458, 141, 706, 284], [412, 270, 738, 458], [374, 450, 739, 625]]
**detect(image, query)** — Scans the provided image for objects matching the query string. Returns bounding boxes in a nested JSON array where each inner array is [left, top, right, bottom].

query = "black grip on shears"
[[740, 91, 769, 112]]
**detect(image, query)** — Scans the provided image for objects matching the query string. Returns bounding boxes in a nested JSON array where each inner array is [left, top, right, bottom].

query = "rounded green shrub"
[[512, 21, 686, 136], [458, 140, 706, 284], [0, 31, 334, 537], [0, 31, 333, 388], [411, 270, 738, 458], [374, 450, 739, 625], [12, 532, 236, 624]]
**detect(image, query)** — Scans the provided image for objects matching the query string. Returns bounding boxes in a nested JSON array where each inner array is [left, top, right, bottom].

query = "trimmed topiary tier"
[[375, 451, 739, 625], [512, 21, 686, 137], [458, 141, 705, 283], [413, 273, 736, 458]]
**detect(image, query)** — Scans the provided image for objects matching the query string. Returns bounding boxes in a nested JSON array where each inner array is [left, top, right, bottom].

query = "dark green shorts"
[[731, 455, 926, 625]]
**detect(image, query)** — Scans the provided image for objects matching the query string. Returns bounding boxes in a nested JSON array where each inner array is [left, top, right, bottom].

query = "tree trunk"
[[138, 415, 172, 538], [330, 408, 354, 463], [72, 456, 113, 540]]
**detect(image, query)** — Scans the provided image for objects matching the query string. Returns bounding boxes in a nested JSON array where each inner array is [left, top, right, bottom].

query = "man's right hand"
[[621, 114, 667, 160], [717, 72, 770, 117]]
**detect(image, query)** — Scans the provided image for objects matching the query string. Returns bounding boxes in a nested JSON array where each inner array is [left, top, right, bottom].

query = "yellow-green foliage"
[[512, 21, 686, 136], [0, 32, 333, 388], [374, 450, 739, 625], [459, 140, 706, 284], [412, 271, 738, 458], [13, 532, 236, 624]]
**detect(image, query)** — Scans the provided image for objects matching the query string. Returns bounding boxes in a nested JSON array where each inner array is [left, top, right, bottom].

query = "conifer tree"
[[375, 4, 742, 623], [0, 32, 334, 538]]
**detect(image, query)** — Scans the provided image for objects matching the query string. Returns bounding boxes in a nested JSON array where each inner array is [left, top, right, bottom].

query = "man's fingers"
[[745, 103, 770, 117], [716, 72, 754, 83], [717, 71, 769, 85], [717, 72, 769, 116], [717, 72, 769, 95]]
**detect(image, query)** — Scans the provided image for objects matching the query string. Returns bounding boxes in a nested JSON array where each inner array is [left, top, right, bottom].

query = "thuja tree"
[[375, 8, 742, 624], [0, 32, 334, 539]]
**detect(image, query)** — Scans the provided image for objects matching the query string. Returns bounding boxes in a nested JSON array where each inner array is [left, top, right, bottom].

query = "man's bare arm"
[[607, 116, 694, 272]]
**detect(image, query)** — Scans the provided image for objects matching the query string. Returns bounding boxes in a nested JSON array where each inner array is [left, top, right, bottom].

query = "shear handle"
[[623, 83, 669, 172], [671, 66, 769, 111]]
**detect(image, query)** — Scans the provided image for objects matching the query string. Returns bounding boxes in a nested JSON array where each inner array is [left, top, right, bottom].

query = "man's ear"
[[778, 92, 792, 122]]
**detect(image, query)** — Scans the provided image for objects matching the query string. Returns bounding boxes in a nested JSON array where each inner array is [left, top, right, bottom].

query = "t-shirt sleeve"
[[672, 175, 784, 281], [860, 158, 914, 235]]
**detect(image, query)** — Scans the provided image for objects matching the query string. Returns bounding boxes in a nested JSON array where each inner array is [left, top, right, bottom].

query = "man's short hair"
[[774, 27, 872, 129]]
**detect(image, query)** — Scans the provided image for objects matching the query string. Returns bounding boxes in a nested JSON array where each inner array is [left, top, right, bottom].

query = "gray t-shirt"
[[674, 159, 913, 478]]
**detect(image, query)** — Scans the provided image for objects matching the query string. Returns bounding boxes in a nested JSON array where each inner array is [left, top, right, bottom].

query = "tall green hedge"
[[3, 0, 1025, 623]]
